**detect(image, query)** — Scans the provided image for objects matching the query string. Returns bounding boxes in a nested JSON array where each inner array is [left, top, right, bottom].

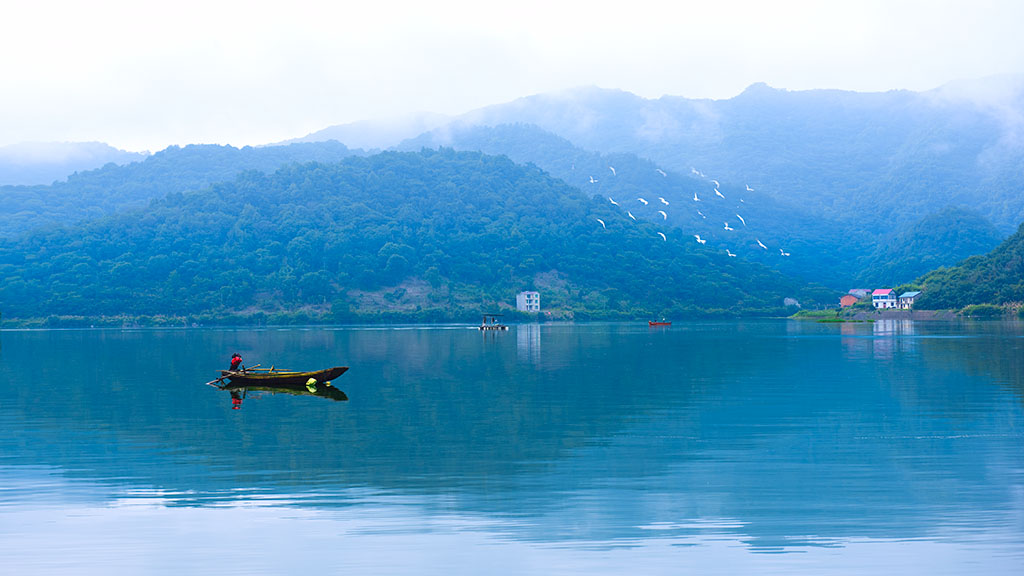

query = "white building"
[[516, 291, 540, 312], [898, 291, 921, 309], [872, 288, 897, 309]]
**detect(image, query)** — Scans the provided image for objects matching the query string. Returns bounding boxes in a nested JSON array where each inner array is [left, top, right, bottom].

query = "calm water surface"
[[1, 320, 1022, 574]]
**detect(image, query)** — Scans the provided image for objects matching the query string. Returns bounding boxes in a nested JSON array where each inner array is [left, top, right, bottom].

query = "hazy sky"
[[3, 0, 1023, 152]]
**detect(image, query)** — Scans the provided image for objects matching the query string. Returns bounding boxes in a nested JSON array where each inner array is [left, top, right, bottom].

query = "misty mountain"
[[290, 77, 1023, 288], [429, 78, 1024, 233], [281, 111, 451, 150], [0, 141, 149, 186], [0, 141, 361, 238], [0, 149, 832, 323]]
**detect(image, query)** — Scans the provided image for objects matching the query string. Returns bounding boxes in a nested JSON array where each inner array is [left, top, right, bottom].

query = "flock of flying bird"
[[591, 164, 792, 259]]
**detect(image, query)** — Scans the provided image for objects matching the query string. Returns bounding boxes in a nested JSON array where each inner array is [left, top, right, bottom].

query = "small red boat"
[[648, 320, 671, 326]]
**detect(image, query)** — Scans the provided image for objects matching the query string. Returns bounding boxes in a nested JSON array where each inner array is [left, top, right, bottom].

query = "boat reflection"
[[218, 381, 348, 410]]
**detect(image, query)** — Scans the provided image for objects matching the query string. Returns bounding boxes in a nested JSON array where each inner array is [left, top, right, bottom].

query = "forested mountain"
[[0, 150, 832, 324], [4, 79, 1020, 322], [855, 207, 1005, 286], [0, 141, 360, 238], [914, 221, 1024, 310], [401, 123, 857, 287], [0, 141, 148, 186]]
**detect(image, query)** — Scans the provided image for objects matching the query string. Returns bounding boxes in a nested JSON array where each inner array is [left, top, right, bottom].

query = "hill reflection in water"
[[1, 321, 1021, 573]]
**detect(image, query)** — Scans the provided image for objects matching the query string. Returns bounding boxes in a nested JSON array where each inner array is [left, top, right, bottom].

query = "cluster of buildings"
[[840, 288, 921, 310]]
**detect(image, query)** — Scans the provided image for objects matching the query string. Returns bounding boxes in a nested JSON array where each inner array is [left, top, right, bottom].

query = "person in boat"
[[229, 353, 244, 371]]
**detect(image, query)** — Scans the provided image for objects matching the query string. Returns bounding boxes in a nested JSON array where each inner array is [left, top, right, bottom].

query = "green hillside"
[[402, 123, 1008, 289], [0, 149, 833, 324], [0, 141, 360, 238], [914, 222, 1024, 311], [856, 207, 1005, 286]]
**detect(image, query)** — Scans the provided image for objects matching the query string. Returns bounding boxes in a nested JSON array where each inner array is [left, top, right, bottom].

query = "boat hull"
[[220, 366, 348, 387]]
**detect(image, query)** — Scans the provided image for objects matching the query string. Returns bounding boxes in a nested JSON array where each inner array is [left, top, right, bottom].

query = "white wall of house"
[[516, 291, 540, 312], [872, 294, 896, 309]]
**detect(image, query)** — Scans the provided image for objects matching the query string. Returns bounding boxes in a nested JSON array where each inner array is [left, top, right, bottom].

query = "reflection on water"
[[0, 321, 1022, 574], [870, 318, 916, 358], [517, 323, 541, 364]]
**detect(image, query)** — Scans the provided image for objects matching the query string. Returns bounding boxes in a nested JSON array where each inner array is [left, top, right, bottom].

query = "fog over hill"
[[0, 142, 149, 186], [418, 77, 1024, 232]]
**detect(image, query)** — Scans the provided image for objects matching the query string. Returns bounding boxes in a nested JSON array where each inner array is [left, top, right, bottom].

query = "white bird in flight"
[[779, 248, 791, 256], [609, 197, 619, 206], [711, 179, 720, 188], [724, 222, 734, 231], [637, 197, 648, 205], [746, 184, 754, 192], [756, 238, 768, 250], [735, 214, 746, 226], [590, 176, 599, 184], [697, 210, 706, 219], [659, 197, 669, 205], [715, 189, 726, 199], [628, 211, 637, 221], [656, 169, 667, 177], [657, 232, 667, 241], [726, 249, 736, 257], [596, 218, 606, 229], [658, 210, 667, 220], [694, 234, 706, 244], [609, 166, 616, 176], [693, 192, 701, 202]]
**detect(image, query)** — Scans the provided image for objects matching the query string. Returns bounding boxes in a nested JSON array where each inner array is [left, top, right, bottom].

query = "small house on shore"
[[840, 294, 859, 307], [516, 291, 540, 312], [898, 291, 921, 310], [872, 288, 897, 309]]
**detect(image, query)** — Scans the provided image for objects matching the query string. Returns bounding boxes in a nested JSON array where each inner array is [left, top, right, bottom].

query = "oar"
[[202, 364, 262, 387]]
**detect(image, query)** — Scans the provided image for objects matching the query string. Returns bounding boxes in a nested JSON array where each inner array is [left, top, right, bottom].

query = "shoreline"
[[847, 309, 960, 321]]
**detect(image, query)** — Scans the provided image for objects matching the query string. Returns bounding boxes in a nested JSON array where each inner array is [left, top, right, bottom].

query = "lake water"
[[1, 320, 1022, 574]]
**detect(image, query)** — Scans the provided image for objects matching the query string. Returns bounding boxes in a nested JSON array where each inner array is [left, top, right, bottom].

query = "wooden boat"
[[648, 320, 672, 326], [218, 366, 348, 387]]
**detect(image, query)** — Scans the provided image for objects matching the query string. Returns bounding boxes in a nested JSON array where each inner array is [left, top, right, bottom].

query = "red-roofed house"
[[840, 294, 859, 307], [872, 288, 897, 309]]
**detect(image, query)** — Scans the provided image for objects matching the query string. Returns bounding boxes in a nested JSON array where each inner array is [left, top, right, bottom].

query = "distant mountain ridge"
[[0, 141, 361, 238], [281, 111, 451, 150], [382, 78, 1023, 287], [429, 79, 1024, 232], [0, 141, 148, 185]]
